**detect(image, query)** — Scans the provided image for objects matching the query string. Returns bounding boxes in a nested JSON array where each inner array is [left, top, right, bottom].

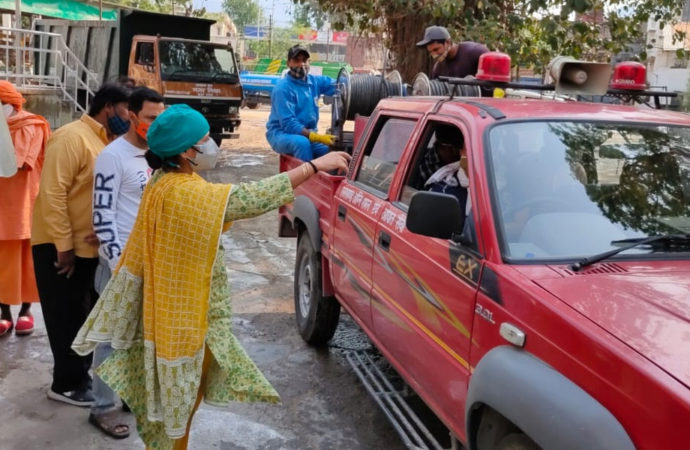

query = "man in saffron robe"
[[0, 81, 50, 337]]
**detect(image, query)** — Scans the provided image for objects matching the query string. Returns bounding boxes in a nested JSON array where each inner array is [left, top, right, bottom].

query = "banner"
[[298, 29, 318, 41], [332, 31, 349, 44], [244, 25, 269, 39]]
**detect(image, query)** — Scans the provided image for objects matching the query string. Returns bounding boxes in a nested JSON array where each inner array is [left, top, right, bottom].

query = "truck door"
[[129, 39, 160, 91], [371, 120, 480, 428], [332, 115, 417, 333]]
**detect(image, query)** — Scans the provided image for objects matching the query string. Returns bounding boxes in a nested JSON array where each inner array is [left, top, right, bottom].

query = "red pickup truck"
[[278, 96, 690, 450]]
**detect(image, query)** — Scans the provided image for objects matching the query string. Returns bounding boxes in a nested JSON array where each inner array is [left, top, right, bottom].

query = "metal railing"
[[0, 27, 99, 113]]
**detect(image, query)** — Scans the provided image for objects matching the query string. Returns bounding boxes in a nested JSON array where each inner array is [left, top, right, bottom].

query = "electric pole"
[[268, 14, 272, 59]]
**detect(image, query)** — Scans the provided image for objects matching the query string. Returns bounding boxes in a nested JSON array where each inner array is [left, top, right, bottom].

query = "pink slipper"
[[15, 315, 34, 336], [0, 319, 12, 337]]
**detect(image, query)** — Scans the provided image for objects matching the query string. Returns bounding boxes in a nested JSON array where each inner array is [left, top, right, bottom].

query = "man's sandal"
[[15, 315, 34, 336], [88, 412, 130, 439], [0, 319, 12, 337]]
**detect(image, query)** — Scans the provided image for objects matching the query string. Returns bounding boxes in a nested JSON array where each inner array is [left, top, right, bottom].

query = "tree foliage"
[[306, 0, 687, 81], [293, 0, 330, 30], [223, 0, 263, 30], [246, 26, 299, 61], [110, 0, 205, 16]]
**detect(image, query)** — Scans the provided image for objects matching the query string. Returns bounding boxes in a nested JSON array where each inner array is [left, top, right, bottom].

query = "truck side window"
[[355, 117, 416, 194], [135, 42, 154, 66], [401, 123, 467, 207]]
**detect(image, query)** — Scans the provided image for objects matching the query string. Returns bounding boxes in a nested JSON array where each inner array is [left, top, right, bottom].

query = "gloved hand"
[[308, 131, 336, 146]]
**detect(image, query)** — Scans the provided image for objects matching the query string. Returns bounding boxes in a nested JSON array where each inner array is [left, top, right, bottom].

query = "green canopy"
[[0, 0, 117, 21]]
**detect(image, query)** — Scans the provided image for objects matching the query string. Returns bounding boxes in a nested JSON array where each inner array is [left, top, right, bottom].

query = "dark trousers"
[[32, 244, 98, 393]]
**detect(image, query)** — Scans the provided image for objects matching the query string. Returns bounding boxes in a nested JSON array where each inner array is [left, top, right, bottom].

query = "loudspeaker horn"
[[547, 56, 612, 96]]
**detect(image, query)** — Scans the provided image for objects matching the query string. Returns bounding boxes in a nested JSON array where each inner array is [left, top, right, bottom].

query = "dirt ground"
[[225, 104, 333, 152], [0, 105, 409, 450]]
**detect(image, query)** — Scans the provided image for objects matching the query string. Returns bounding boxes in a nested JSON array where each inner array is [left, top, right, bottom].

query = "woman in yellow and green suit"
[[73, 104, 350, 449]]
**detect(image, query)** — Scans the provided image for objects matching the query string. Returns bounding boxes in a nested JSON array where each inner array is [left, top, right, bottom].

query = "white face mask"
[[2, 104, 14, 118], [432, 48, 449, 62], [190, 138, 220, 171]]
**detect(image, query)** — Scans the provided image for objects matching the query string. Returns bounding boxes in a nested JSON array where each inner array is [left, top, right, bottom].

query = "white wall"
[[649, 67, 690, 92]]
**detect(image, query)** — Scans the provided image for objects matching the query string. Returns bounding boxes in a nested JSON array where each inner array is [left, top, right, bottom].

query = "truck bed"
[[278, 154, 345, 243]]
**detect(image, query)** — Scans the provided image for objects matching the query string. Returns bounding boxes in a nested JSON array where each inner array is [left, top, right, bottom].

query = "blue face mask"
[[107, 114, 130, 136]]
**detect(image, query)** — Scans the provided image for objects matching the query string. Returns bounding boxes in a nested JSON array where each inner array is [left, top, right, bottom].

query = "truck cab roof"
[[375, 96, 690, 124]]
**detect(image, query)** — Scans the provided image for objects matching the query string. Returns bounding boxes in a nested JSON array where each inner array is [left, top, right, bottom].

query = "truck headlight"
[[229, 106, 239, 114]]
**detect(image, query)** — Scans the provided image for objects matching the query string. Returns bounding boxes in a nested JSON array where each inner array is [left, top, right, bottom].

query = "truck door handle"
[[337, 204, 347, 221], [379, 231, 391, 251]]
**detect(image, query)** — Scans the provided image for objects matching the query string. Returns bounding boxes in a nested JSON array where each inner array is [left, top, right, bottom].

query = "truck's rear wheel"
[[294, 232, 340, 345], [246, 102, 259, 109]]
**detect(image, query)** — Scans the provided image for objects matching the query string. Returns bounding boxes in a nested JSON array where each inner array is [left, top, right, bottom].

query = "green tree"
[[307, 0, 686, 82], [246, 26, 299, 60], [223, 0, 263, 30], [293, 1, 329, 29]]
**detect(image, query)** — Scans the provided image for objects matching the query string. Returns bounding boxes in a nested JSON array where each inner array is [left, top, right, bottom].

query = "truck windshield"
[[487, 121, 690, 262], [159, 40, 238, 83]]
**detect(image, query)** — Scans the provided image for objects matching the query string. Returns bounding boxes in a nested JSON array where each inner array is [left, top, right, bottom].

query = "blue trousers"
[[91, 257, 118, 415], [91, 342, 117, 414], [266, 131, 329, 161]]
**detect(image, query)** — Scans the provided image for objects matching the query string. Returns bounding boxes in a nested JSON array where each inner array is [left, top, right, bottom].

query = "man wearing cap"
[[417, 25, 489, 80], [266, 44, 337, 161]]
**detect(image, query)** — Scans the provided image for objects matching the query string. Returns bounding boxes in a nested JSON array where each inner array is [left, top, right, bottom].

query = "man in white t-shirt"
[[89, 87, 165, 439]]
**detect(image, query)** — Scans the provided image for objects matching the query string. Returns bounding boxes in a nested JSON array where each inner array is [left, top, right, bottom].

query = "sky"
[[193, 0, 295, 27]]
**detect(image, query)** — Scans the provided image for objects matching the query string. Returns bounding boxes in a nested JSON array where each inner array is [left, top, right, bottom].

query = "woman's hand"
[[287, 151, 352, 188], [313, 151, 351, 174]]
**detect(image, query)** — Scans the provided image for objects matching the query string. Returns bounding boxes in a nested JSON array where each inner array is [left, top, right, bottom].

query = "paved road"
[[0, 115, 407, 449]]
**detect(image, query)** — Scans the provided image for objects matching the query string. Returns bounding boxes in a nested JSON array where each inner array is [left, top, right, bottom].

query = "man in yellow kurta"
[[32, 83, 131, 406], [72, 104, 351, 449], [0, 81, 50, 337]]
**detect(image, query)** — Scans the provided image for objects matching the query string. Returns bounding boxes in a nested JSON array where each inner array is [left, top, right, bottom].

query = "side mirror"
[[406, 191, 465, 240]]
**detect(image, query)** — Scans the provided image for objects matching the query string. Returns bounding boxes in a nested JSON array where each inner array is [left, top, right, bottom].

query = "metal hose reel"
[[331, 68, 406, 145], [411, 72, 482, 97]]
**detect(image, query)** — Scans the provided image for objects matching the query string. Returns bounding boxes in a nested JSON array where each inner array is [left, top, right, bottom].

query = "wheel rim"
[[298, 254, 312, 320]]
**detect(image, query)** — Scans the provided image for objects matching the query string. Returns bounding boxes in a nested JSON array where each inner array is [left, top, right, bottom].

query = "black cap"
[[287, 45, 310, 60], [416, 26, 451, 47], [435, 124, 463, 145]]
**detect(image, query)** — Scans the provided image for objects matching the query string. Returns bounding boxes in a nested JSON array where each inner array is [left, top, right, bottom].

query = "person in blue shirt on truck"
[[266, 45, 336, 161]]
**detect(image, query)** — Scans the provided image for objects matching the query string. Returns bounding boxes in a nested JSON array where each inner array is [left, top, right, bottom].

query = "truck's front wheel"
[[294, 232, 340, 345]]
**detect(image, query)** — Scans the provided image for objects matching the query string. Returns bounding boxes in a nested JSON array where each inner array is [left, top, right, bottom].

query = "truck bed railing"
[[0, 26, 99, 113]]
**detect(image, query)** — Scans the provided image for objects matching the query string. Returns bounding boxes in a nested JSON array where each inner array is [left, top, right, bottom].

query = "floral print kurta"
[[74, 171, 294, 449]]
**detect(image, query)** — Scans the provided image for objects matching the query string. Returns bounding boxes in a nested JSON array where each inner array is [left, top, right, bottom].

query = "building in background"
[[646, 0, 690, 92]]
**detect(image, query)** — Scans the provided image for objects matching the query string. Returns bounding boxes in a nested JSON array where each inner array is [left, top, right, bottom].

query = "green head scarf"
[[147, 104, 210, 159]]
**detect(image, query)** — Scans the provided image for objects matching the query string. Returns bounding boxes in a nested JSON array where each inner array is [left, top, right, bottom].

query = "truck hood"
[[533, 265, 690, 388]]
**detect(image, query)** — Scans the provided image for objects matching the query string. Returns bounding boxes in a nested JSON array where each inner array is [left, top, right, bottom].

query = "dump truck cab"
[[129, 35, 242, 144]]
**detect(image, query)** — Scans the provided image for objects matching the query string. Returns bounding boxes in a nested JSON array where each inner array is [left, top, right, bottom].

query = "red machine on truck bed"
[[278, 58, 690, 450]]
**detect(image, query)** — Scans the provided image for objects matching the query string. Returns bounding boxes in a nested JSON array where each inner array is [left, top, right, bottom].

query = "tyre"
[[294, 232, 340, 345], [476, 408, 540, 450], [495, 433, 540, 450], [247, 102, 259, 109]]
